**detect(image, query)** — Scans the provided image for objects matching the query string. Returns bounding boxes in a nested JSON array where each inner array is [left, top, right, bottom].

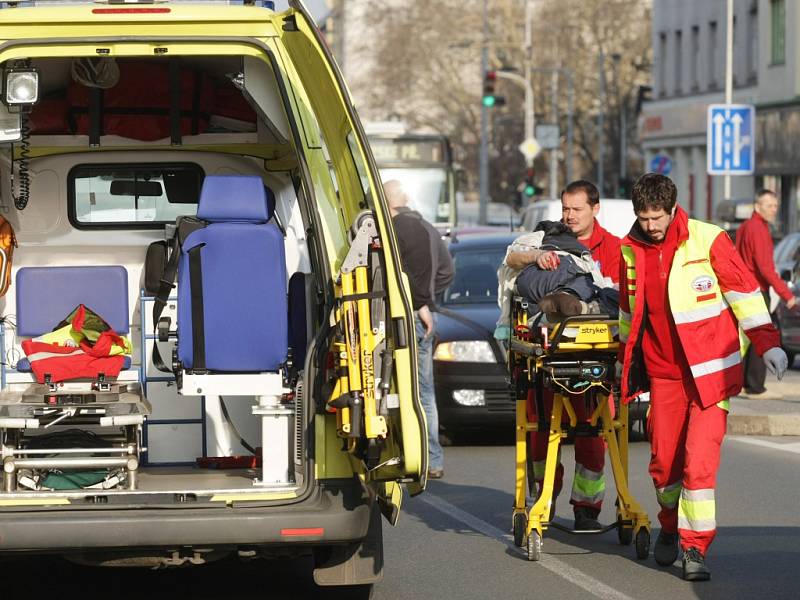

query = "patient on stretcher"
[[495, 221, 619, 339]]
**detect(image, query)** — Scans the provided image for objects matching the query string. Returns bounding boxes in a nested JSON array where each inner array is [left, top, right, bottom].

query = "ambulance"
[[0, 1, 426, 595]]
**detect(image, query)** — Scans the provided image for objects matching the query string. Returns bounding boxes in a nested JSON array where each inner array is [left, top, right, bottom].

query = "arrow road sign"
[[707, 104, 755, 175]]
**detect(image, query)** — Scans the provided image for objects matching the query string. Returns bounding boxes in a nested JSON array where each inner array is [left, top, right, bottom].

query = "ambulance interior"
[[0, 54, 329, 501]]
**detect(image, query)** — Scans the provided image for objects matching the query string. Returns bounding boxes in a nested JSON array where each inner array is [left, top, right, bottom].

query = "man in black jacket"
[[385, 180, 454, 479]]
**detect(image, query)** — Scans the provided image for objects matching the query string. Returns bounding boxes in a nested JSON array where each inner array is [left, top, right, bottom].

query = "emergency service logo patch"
[[691, 275, 715, 292]]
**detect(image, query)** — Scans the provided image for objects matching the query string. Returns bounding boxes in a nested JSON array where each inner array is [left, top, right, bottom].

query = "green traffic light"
[[482, 95, 496, 107], [524, 184, 535, 197]]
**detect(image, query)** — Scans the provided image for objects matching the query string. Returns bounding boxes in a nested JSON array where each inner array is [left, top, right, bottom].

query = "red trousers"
[[529, 389, 607, 513], [648, 377, 727, 555]]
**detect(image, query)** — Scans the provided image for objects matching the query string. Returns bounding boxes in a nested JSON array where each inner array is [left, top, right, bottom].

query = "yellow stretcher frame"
[[507, 300, 651, 562]]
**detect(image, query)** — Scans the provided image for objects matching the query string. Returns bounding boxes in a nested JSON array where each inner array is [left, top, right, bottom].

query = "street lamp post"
[[479, 0, 489, 225]]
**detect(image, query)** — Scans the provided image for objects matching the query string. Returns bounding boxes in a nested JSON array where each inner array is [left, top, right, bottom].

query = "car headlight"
[[434, 340, 495, 362], [453, 389, 486, 406]]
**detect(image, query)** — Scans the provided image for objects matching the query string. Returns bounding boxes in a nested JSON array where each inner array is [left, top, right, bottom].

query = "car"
[[433, 231, 517, 439], [775, 243, 800, 367], [773, 231, 800, 281]]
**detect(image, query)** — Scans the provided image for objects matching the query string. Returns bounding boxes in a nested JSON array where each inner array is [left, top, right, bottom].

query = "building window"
[[748, 3, 758, 82], [674, 30, 683, 94], [709, 21, 718, 89], [658, 31, 668, 97], [691, 26, 700, 90], [771, 0, 785, 65]]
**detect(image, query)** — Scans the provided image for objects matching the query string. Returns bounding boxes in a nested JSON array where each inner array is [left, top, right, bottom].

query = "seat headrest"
[[197, 175, 275, 223]]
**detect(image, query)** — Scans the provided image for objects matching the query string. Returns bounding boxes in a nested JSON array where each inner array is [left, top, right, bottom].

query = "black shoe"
[[682, 547, 711, 581], [427, 468, 444, 480], [573, 506, 602, 531], [654, 531, 679, 566]]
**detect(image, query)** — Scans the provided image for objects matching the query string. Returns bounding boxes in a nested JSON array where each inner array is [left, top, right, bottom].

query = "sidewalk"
[[728, 367, 800, 436]]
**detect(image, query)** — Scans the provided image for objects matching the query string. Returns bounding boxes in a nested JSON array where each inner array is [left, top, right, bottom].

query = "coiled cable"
[[12, 112, 31, 210]]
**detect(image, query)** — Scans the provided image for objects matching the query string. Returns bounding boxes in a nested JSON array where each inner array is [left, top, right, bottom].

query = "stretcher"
[[507, 296, 650, 561]]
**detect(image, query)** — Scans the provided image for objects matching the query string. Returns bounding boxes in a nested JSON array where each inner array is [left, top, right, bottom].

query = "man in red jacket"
[[735, 189, 797, 395], [507, 180, 620, 531], [619, 174, 787, 581]]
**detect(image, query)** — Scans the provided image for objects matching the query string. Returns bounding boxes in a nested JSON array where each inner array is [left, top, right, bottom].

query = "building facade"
[[642, 0, 799, 232]]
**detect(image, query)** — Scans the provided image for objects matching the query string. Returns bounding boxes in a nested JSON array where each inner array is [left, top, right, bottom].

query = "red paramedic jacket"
[[735, 211, 794, 303]]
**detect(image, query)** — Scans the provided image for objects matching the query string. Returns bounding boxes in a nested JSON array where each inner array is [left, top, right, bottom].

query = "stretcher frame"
[[507, 296, 650, 561]]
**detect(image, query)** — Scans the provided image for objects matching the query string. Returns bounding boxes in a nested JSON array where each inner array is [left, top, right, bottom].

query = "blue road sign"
[[650, 154, 672, 175], [707, 104, 755, 175]]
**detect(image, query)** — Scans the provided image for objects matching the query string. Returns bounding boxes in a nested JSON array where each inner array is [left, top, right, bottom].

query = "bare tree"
[[349, 0, 652, 204]]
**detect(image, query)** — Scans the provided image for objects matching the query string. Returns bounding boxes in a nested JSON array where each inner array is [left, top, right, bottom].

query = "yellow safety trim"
[[0, 497, 70, 506], [716, 399, 730, 411], [210, 492, 298, 504]]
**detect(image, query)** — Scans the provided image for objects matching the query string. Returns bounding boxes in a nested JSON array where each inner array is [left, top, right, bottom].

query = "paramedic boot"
[[682, 547, 711, 581], [654, 531, 679, 566], [539, 292, 582, 319], [573, 506, 602, 531]]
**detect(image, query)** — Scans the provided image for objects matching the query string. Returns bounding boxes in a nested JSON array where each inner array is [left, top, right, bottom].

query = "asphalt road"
[[1, 436, 797, 599]]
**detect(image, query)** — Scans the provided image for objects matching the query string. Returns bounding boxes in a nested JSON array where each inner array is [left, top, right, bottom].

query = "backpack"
[[0, 214, 17, 297]]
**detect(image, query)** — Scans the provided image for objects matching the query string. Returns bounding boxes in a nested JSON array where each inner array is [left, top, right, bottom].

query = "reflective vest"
[[619, 219, 771, 407]]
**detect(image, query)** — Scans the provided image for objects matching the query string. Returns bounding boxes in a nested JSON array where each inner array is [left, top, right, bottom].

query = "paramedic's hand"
[[536, 251, 560, 271], [418, 305, 435, 339], [787, 297, 798, 310], [764, 347, 789, 380]]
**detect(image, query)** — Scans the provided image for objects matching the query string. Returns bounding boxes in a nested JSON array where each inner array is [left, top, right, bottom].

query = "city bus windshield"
[[379, 167, 449, 224]]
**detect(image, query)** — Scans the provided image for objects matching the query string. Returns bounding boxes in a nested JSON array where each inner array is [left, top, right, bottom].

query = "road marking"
[[728, 436, 800, 454], [418, 493, 635, 600]]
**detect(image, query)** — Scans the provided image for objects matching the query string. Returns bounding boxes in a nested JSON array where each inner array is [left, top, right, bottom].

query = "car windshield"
[[379, 167, 448, 223], [443, 246, 506, 305]]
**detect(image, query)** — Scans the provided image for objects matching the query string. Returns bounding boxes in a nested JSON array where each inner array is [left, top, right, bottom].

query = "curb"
[[727, 414, 800, 436]]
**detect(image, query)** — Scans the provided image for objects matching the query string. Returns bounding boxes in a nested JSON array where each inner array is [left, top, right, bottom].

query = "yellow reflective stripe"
[[723, 288, 762, 304], [672, 302, 723, 324], [739, 313, 772, 330], [533, 460, 546, 479], [678, 488, 716, 532], [572, 464, 605, 501], [716, 399, 730, 411], [727, 292, 771, 329], [656, 480, 682, 509], [690, 350, 741, 378]]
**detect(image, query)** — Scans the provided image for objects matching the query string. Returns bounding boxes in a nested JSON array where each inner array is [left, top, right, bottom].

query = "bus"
[[366, 122, 457, 227]]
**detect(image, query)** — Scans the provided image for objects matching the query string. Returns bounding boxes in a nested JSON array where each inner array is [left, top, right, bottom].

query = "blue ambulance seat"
[[15, 266, 132, 372], [177, 175, 287, 372]]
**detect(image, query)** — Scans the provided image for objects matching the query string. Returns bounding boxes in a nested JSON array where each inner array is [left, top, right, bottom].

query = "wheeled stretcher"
[[507, 296, 650, 561]]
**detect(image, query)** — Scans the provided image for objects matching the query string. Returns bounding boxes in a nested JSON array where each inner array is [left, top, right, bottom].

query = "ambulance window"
[[68, 163, 204, 229]]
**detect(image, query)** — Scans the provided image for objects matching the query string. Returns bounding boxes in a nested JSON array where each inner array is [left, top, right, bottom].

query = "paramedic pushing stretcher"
[[506, 180, 621, 531], [619, 173, 787, 581]]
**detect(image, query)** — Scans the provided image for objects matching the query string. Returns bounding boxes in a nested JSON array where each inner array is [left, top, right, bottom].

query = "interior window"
[[68, 163, 204, 228]]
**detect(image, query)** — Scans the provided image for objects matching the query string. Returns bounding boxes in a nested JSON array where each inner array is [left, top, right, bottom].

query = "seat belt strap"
[[188, 244, 206, 372]]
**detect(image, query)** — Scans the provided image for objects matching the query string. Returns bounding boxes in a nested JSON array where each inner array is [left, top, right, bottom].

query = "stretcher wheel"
[[635, 528, 650, 560], [513, 513, 527, 548], [617, 523, 633, 546], [526, 531, 542, 562]]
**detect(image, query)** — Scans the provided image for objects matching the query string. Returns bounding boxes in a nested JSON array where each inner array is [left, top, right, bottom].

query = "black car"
[[433, 231, 518, 438], [433, 230, 648, 441]]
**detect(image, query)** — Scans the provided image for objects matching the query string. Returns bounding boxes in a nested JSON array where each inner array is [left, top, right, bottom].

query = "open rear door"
[[280, 1, 427, 523]]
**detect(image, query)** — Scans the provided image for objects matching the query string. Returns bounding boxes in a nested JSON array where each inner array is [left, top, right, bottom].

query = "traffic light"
[[523, 168, 538, 198], [482, 70, 505, 108], [618, 177, 633, 198]]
